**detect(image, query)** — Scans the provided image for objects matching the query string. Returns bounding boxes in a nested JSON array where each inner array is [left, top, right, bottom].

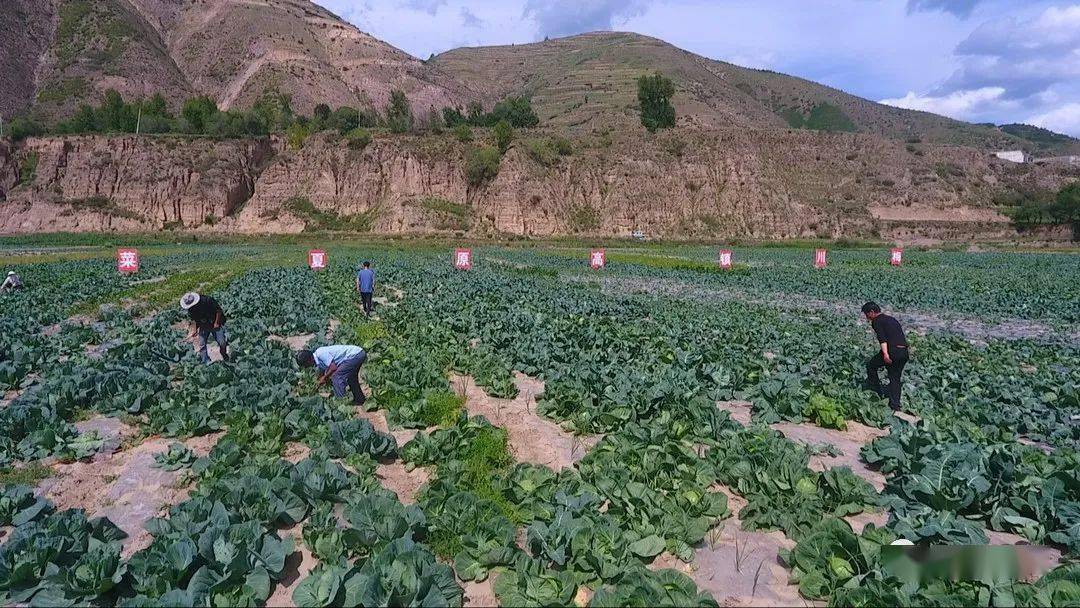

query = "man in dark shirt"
[[862, 301, 908, 412], [180, 292, 228, 363], [356, 261, 375, 316]]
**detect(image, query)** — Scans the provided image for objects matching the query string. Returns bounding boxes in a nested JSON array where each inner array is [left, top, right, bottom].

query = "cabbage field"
[[1, 242, 1079, 607]]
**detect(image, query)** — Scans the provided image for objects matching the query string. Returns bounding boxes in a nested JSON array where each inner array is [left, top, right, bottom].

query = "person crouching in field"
[[1, 271, 24, 292], [296, 344, 368, 406], [180, 292, 229, 363], [862, 301, 908, 412]]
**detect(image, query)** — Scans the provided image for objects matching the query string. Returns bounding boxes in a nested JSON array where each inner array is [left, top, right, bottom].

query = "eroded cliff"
[[2, 129, 1076, 240]]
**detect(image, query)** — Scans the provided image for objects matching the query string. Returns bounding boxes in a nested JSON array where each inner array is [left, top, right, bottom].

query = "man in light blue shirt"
[[356, 260, 375, 316], [296, 344, 367, 405]]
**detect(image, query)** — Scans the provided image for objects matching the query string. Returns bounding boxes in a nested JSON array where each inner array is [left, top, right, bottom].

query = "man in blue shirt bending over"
[[356, 260, 375, 316], [296, 344, 367, 405]]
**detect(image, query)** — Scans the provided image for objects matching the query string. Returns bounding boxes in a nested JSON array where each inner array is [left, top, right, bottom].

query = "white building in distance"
[[994, 150, 1028, 163]]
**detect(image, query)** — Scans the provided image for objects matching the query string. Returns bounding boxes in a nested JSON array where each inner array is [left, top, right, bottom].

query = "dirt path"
[[266, 524, 319, 608], [37, 419, 222, 557], [452, 373, 601, 471], [354, 409, 429, 505], [771, 421, 888, 491], [651, 486, 806, 607], [577, 275, 1075, 344]]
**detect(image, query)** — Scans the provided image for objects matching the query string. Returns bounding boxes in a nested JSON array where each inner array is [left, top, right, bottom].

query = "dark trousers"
[[332, 352, 367, 404], [867, 348, 908, 410], [360, 291, 374, 315], [197, 326, 228, 364]]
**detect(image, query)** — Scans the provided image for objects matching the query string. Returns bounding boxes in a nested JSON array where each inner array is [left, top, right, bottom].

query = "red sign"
[[719, 249, 733, 270], [890, 248, 903, 266], [308, 249, 327, 270], [117, 248, 139, 274], [814, 249, 828, 269], [590, 249, 606, 269], [454, 248, 472, 270]]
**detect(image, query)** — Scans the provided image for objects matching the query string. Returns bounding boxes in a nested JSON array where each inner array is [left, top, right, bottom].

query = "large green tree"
[[636, 74, 676, 133], [386, 90, 414, 133]]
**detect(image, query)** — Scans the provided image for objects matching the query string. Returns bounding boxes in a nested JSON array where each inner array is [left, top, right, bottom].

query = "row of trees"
[[1010, 182, 1080, 238], [5, 88, 542, 141]]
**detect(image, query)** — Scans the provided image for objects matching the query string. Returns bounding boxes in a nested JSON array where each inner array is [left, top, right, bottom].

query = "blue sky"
[[318, 0, 1080, 136]]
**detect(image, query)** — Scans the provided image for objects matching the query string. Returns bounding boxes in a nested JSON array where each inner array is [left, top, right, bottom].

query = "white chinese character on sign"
[[119, 251, 138, 270], [591, 251, 604, 268], [720, 252, 732, 267], [311, 252, 325, 269], [457, 251, 470, 266]]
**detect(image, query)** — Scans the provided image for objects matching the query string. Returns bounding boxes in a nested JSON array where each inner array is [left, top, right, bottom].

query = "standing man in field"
[[357, 260, 375, 316], [862, 301, 908, 412], [1, 271, 24, 292], [296, 344, 367, 405], [180, 292, 229, 363]]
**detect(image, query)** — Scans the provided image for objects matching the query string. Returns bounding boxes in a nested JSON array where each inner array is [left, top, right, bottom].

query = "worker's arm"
[[189, 321, 198, 338], [213, 309, 224, 329], [880, 342, 891, 364], [356, 275, 361, 292], [318, 362, 338, 385]]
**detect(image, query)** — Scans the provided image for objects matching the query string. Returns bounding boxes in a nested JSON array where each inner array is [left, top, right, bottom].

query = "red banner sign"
[[590, 249, 606, 269], [814, 249, 828, 269], [890, 248, 903, 266], [116, 248, 139, 274], [719, 249, 733, 270], [308, 249, 327, 270], [454, 248, 472, 270]]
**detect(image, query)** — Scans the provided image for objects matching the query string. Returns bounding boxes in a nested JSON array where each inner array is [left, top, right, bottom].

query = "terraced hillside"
[[433, 32, 1080, 154]]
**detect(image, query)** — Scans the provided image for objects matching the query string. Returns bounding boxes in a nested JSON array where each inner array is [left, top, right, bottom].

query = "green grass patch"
[[352, 319, 388, 345], [59, 196, 145, 222], [779, 103, 857, 133], [285, 196, 378, 232], [0, 463, 54, 486], [416, 197, 472, 231], [607, 252, 749, 274], [419, 390, 465, 427]]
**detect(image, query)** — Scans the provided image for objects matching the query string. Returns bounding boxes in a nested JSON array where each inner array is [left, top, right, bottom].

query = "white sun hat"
[[180, 292, 201, 310], [6, 271, 14, 276]]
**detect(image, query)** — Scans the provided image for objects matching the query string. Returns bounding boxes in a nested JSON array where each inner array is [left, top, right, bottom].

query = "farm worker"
[[356, 260, 375, 316], [1, 271, 24, 292], [180, 292, 229, 363], [296, 345, 368, 406], [862, 301, 908, 412]]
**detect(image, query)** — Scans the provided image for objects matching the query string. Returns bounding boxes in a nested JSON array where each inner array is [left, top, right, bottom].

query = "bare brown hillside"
[[1, 0, 477, 121], [2, 130, 1075, 240], [432, 32, 1080, 155]]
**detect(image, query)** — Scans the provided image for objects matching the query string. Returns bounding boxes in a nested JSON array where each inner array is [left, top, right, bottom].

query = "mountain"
[[1, 0, 476, 120], [432, 32, 1080, 155]]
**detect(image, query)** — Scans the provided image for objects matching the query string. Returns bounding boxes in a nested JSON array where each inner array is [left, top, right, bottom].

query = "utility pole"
[[136, 106, 141, 135], [0, 113, 5, 138]]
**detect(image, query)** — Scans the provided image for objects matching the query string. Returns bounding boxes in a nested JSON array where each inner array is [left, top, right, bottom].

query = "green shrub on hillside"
[[18, 152, 38, 186], [453, 124, 474, 143], [346, 128, 372, 150], [493, 120, 514, 153], [466, 147, 502, 186]]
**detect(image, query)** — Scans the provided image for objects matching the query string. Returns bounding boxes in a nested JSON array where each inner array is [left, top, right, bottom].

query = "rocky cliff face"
[[2, 129, 1076, 240]]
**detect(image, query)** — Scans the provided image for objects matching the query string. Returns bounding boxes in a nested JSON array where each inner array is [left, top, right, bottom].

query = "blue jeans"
[[198, 326, 228, 363], [331, 352, 367, 404]]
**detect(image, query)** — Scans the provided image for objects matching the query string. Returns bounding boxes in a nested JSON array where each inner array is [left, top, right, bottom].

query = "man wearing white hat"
[[180, 292, 228, 363], [1, 271, 24, 293]]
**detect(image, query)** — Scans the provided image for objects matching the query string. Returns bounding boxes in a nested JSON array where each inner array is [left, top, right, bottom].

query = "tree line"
[[2, 88, 541, 142]]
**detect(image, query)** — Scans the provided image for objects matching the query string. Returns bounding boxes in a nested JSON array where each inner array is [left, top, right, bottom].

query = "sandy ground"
[[36, 417, 223, 557], [271, 333, 316, 351], [463, 579, 498, 608], [452, 373, 601, 471], [651, 485, 808, 607], [771, 420, 888, 491], [354, 409, 430, 505], [265, 523, 319, 608]]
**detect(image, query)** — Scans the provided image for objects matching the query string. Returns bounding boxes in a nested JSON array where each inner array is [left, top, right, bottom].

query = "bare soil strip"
[[651, 486, 807, 607], [452, 372, 601, 471], [37, 417, 223, 557]]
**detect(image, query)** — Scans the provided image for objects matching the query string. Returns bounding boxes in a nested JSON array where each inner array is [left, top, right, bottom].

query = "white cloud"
[[879, 86, 1007, 120], [522, 0, 648, 38], [1028, 103, 1080, 137]]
